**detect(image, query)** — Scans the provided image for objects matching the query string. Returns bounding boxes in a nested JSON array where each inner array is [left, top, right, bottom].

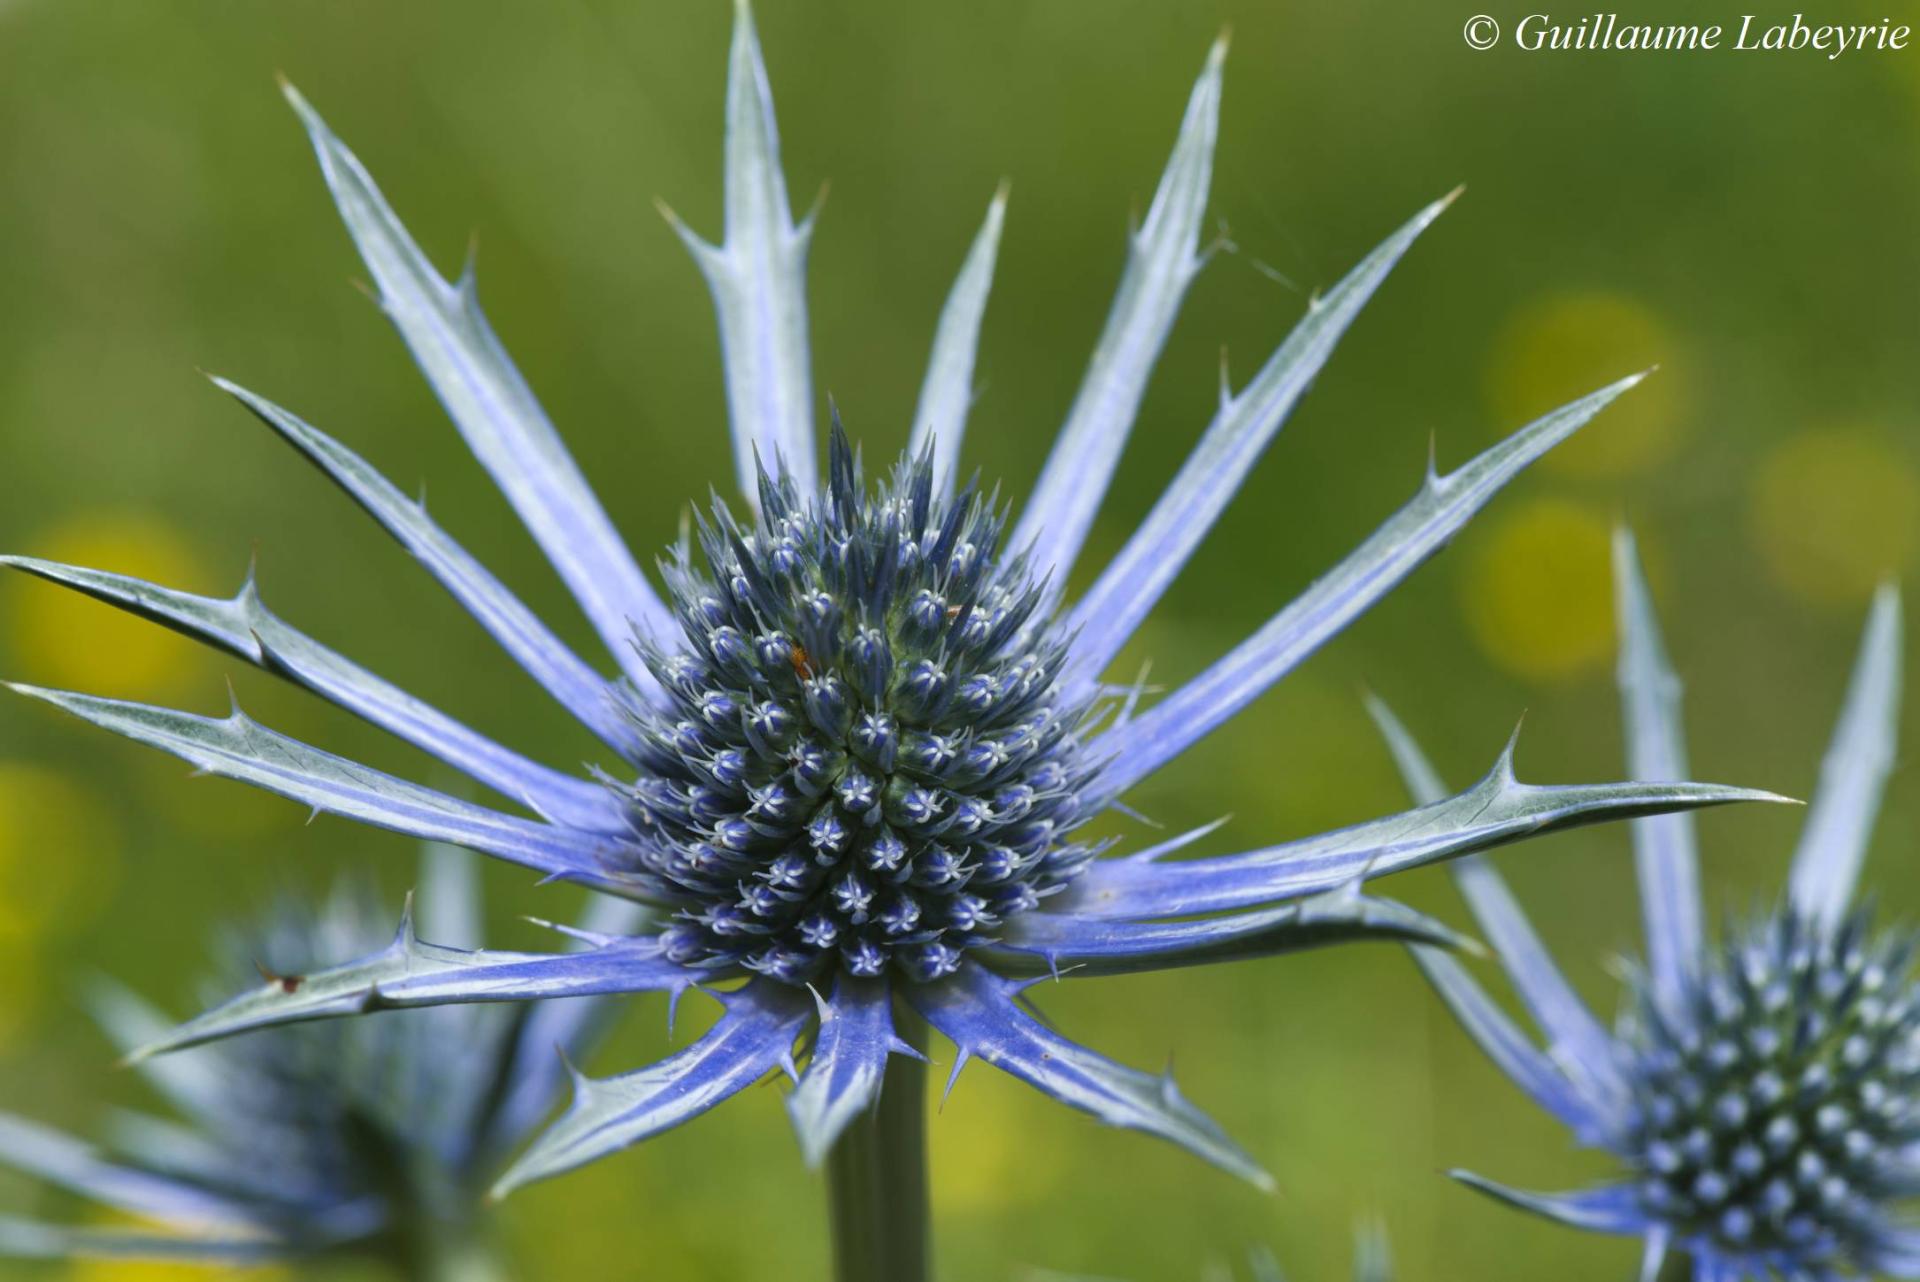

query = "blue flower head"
[[0, 847, 633, 1268], [1372, 532, 1909, 1280], [631, 431, 1094, 987], [2, 3, 1782, 1197]]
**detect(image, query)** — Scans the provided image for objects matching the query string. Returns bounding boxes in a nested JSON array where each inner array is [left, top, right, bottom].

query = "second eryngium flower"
[[1374, 532, 1911, 1280], [0, 847, 638, 1279]]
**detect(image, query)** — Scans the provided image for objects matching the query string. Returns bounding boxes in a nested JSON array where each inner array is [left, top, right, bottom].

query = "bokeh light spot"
[[1459, 497, 1616, 683], [0, 935, 40, 1047], [1750, 426, 1919, 608], [928, 1077, 1063, 1212], [0, 761, 119, 943], [136, 750, 303, 844], [1485, 292, 1684, 477], [6, 512, 213, 699]]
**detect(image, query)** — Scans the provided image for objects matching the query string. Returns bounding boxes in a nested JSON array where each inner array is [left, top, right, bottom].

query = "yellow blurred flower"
[[5, 511, 212, 700], [0, 761, 119, 943], [1459, 497, 1617, 682], [68, 1254, 290, 1282], [1751, 426, 1919, 608], [1485, 292, 1684, 477], [62, 1213, 292, 1282]]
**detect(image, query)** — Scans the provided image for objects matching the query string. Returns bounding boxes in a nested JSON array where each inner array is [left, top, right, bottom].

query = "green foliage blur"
[[0, 1, 1916, 1278]]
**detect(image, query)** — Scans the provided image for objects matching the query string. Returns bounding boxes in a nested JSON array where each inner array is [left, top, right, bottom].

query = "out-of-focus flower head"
[[0, 847, 638, 1274], [1375, 532, 1912, 1280]]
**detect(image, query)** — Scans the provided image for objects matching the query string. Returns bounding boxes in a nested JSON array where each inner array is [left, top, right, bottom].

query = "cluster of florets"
[[1623, 909, 1920, 1264], [620, 432, 1097, 985]]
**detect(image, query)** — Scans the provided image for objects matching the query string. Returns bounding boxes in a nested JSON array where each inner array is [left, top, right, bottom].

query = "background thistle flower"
[[0, 4, 1789, 1279], [1371, 531, 1909, 1280], [0, 847, 636, 1278]]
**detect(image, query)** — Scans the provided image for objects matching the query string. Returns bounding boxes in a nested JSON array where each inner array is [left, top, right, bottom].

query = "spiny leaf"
[[214, 377, 643, 756], [1066, 190, 1458, 689], [1788, 582, 1904, 930], [0, 1214, 285, 1264], [1612, 526, 1703, 1010], [492, 981, 809, 1198], [664, 0, 818, 502], [5, 684, 638, 892], [1094, 373, 1650, 798], [0, 555, 620, 831], [282, 81, 674, 676], [908, 184, 1008, 498], [786, 976, 913, 1168], [126, 904, 690, 1061], [1074, 728, 1792, 919], [1011, 33, 1227, 595], [983, 881, 1474, 977], [1450, 1172, 1649, 1236], [907, 963, 1272, 1190]]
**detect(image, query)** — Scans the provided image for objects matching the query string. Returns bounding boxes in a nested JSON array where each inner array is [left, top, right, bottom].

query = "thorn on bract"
[[802, 179, 831, 228], [940, 1048, 971, 1108], [652, 195, 686, 232]]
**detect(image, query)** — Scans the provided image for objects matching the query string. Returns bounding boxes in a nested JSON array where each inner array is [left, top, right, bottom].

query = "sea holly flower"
[[0, 848, 639, 1277], [1370, 532, 1910, 1280], [2, 5, 1782, 1278]]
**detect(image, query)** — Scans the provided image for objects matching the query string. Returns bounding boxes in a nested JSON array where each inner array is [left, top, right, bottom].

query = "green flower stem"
[[422, 1233, 513, 1282], [827, 1005, 931, 1282], [384, 1215, 513, 1282]]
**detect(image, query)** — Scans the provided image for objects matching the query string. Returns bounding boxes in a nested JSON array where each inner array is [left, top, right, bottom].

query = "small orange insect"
[[789, 643, 815, 681], [254, 959, 305, 994]]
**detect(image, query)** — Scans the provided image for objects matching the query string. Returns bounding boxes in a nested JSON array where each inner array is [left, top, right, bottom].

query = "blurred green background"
[[0, 1, 1916, 1278]]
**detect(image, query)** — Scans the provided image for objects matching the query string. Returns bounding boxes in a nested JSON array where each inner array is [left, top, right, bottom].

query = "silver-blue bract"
[[3, 2, 1783, 1195], [0, 848, 635, 1270], [1373, 532, 1911, 1281]]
